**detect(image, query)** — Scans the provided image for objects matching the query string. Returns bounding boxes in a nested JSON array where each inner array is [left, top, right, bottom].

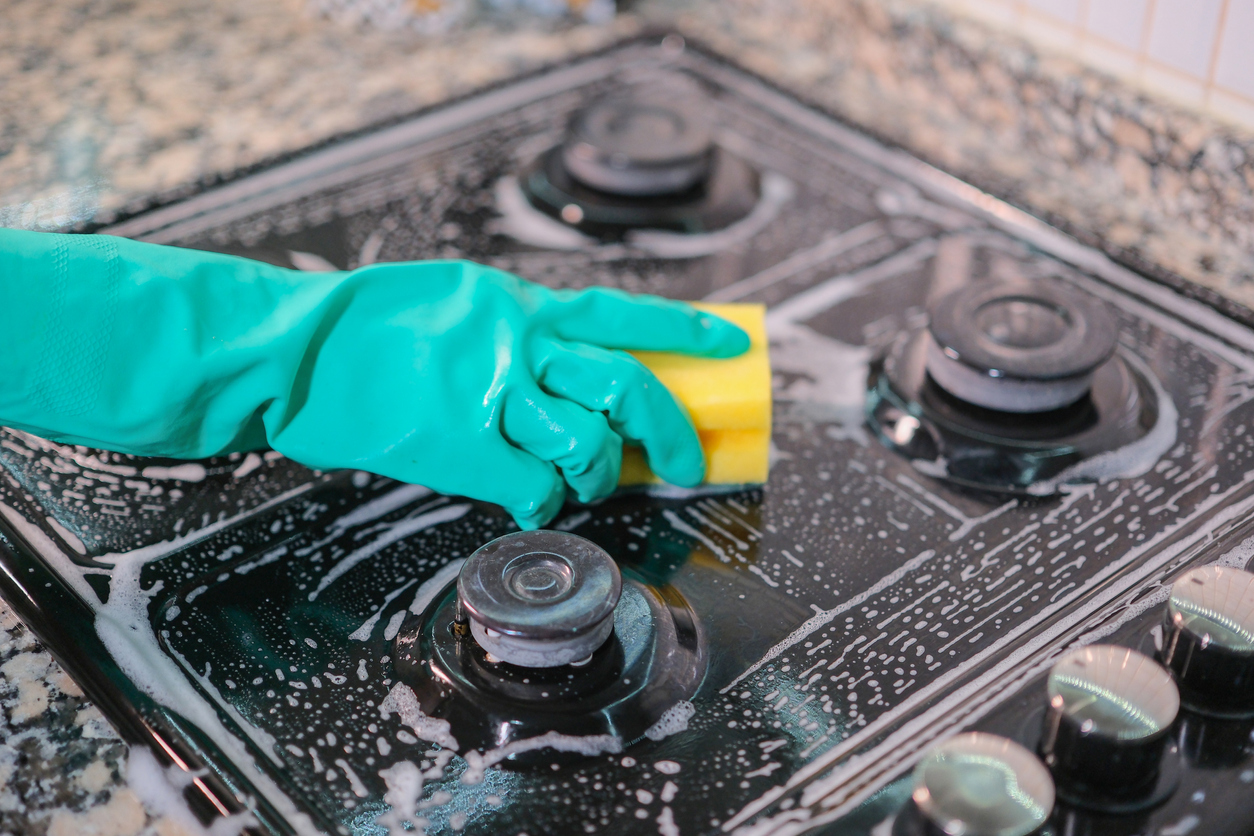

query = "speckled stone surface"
[[0, 0, 641, 226], [4, 0, 1254, 829], [0, 598, 191, 836], [648, 0, 1254, 309], [3, 0, 1253, 303]]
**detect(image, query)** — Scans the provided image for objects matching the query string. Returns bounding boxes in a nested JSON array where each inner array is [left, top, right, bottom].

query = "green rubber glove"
[[0, 229, 749, 529]]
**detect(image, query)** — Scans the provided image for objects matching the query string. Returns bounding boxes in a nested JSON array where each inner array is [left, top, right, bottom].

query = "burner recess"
[[394, 531, 706, 756], [868, 279, 1168, 494], [520, 79, 760, 238]]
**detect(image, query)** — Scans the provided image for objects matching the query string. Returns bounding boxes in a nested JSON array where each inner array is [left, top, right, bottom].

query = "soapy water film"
[[5, 242, 1254, 835], [6, 56, 1254, 835]]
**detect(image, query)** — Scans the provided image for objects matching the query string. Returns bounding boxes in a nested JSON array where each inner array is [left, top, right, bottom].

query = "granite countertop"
[[3, 0, 1254, 831]]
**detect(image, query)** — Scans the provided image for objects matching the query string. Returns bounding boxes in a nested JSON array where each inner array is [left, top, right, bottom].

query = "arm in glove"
[[0, 229, 749, 528]]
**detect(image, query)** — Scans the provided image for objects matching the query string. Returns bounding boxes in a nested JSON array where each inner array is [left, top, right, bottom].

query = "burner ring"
[[927, 280, 1117, 412], [561, 88, 714, 197], [457, 530, 621, 668], [395, 576, 706, 754]]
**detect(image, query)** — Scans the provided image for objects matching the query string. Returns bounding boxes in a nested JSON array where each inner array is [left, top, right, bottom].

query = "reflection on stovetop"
[[3, 39, 1254, 836]]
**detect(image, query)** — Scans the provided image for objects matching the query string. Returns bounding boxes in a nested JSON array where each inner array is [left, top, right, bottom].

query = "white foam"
[[644, 702, 696, 742], [348, 578, 419, 641], [377, 761, 425, 835], [383, 610, 408, 642], [721, 548, 938, 694], [379, 683, 459, 751], [168, 651, 280, 765], [491, 171, 794, 260], [45, 516, 86, 555], [288, 250, 338, 272], [308, 503, 470, 600], [1217, 534, 1254, 570], [9, 431, 138, 476], [408, 558, 466, 615], [658, 806, 680, 836], [127, 745, 256, 836], [491, 176, 595, 250], [460, 731, 622, 785], [0, 503, 101, 606], [141, 463, 207, 482], [625, 172, 795, 259], [77, 484, 323, 835], [328, 483, 433, 537], [233, 545, 288, 576], [769, 322, 871, 427], [335, 758, 369, 798], [1026, 351, 1179, 495], [231, 453, 263, 479]]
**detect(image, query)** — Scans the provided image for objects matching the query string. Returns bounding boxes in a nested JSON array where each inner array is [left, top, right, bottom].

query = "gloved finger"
[[536, 341, 705, 488], [549, 287, 750, 359], [407, 438, 567, 531], [500, 383, 624, 504]]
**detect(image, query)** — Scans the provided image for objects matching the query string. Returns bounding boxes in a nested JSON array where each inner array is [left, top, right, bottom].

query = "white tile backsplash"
[[1145, 0, 1225, 77], [1083, 0, 1150, 50], [1022, 0, 1082, 24], [925, 0, 1254, 130], [1215, 0, 1254, 100]]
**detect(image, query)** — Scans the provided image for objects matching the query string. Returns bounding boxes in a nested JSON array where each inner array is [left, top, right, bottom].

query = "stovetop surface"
[[3, 38, 1254, 836]]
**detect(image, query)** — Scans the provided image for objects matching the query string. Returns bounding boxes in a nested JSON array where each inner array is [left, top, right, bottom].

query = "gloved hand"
[[0, 229, 748, 528]]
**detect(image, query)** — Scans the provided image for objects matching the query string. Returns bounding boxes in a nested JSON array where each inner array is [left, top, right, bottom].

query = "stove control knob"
[[1041, 645, 1178, 796], [1163, 565, 1254, 714], [457, 530, 621, 668], [898, 732, 1054, 836]]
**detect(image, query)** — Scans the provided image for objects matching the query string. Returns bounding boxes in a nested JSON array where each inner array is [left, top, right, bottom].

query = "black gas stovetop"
[[3, 36, 1254, 836]]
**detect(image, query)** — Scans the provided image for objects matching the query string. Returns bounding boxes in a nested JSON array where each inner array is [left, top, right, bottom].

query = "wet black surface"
[[3, 38, 1254, 836]]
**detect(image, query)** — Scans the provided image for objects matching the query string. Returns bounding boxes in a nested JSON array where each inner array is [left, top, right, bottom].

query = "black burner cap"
[[561, 84, 714, 197], [929, 279, 1117, 381]]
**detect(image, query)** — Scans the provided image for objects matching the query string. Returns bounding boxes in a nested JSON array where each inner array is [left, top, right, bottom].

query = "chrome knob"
[[1163, 565, 1254, 715], [457, 530, 621, 668], [1041, 645, 1179, 796], [903, 732, 1054, 836]]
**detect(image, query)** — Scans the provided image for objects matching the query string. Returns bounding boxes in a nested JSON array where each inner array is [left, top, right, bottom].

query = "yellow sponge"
[[621, 303, 771, 485]]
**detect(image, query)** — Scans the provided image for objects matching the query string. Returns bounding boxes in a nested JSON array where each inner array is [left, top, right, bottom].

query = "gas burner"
[[394, 531, 706, 756], [868, 278, 1171, 494], [519, 82, 760, 239], [926, 280, 1117, 413]]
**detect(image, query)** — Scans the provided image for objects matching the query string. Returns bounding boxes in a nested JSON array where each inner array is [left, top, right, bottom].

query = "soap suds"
[[335, 759, 369, 798], [492, 171, 794, 259], [47, 483, 325, 836], [377, 761, 426, 835], [379, 683, 459, 751], [231, 453, 263, 479], [460, 731, 622, 785], [141, 464, 207, 482], [127, 745, 255, 836], [348, 578, 419, 641], [308, 503, 470, 600], [1026, 352, 1179, 494], [328, 483, 432, 537], [408, 558, 466, 615], [644, 701, 696, 742], [45, 516, 86, 555], [383, 610, 408, 642]]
